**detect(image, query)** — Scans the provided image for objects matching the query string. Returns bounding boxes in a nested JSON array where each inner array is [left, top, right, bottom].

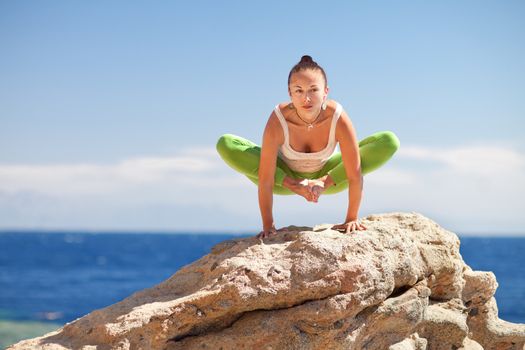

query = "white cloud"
[[0, 143, 524, 234], [0, 146, 256, 230], [397, 144, 525, 177], [364, 143, 525, 234], [0, 147, 244, 196]]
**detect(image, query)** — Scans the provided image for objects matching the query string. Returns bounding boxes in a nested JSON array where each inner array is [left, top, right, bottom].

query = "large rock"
[[8, 212, 525, 350]]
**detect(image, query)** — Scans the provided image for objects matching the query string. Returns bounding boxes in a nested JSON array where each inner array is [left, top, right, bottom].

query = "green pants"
[[216, 131, 400, 195]]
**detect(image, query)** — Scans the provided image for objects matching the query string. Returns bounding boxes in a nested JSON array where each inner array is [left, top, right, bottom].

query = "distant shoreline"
[[0, 230, 255, 236], [1, 230, 525, 237]]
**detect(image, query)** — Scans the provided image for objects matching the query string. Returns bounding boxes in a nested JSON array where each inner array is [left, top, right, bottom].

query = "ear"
[[324, 86, 330, 99]]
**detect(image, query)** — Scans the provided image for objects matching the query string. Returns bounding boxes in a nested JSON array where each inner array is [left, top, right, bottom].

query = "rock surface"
[[8, 212, 525, 350]]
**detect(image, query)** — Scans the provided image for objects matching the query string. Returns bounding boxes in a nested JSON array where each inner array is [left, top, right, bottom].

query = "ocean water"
[[0, 232, 524, 348]]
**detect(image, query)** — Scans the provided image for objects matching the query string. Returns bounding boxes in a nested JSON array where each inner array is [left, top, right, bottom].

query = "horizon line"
[[1, 228, 524, 238]]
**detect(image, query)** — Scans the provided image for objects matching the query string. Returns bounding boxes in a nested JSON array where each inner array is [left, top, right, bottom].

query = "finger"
[[333, 225, 347, 232]]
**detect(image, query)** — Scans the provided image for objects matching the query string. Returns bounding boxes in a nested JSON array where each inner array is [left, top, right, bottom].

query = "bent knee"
[[216, 134, 228, 154], [379, 131, 400, 154], [217, 134, 259, 160], [216, 134, 237, 155]]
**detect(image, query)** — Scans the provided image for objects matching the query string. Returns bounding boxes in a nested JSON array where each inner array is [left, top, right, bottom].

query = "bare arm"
[[258, 113, 282, 232], [334, 109, 366, 231], [257, 110, 322, 237]]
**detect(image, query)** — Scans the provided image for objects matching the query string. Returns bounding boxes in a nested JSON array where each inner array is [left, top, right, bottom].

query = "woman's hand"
[[283, 175, 334, 203], [307, 179, 326, 202], [283, 177, 317, 202], [297, 179, 317, 202], [332, 219, 367, 234], [256, 226, 277, 239]]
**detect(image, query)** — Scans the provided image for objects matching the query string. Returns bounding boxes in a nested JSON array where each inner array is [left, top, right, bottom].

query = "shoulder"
[[327, 99, 342, 113], [334, 102, 357, 139], [277, 101, 290, 111], [331, 100, 350, 125], [275, 102, 293, 122], [265, 107, 282, 131], [262, 107, 284, 145], [326, 99, 339, 118]]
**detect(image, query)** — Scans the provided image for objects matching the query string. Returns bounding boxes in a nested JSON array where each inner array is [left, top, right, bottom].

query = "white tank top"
[[274, 102, 343, 173]]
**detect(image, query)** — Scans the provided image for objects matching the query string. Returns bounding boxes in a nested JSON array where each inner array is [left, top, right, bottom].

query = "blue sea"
[[0, 232, 524, 348]]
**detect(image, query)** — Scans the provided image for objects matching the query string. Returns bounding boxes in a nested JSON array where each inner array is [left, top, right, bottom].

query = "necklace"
[[295, 108, 323, 131]]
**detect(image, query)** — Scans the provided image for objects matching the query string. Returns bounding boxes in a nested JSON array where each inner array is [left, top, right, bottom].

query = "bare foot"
[[296, 179, 317, 202], [256, 227, 276, 239], [307, 179, 326, 202], [282, 176, 316, 202]]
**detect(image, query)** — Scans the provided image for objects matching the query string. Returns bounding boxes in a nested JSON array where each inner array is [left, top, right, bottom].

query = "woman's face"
[[288, 69, 329, 118]]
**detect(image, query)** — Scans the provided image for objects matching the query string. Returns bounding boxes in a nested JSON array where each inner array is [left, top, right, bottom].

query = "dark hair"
[[287, 55, 328, 88]]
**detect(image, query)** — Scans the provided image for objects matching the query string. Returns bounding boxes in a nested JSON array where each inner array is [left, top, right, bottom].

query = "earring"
[[321, 101, 327, 110], [288, 103, 295, 110]]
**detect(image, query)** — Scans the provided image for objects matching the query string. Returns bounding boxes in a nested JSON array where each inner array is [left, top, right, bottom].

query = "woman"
[[216, 56, 399, 239]]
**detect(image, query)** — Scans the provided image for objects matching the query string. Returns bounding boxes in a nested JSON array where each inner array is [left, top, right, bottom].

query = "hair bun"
[[300, 55, 314, 63], [288, 55, 327, 87]]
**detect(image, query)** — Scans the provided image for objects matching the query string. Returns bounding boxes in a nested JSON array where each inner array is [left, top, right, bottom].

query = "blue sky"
[[1, 1, 524, 234]]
